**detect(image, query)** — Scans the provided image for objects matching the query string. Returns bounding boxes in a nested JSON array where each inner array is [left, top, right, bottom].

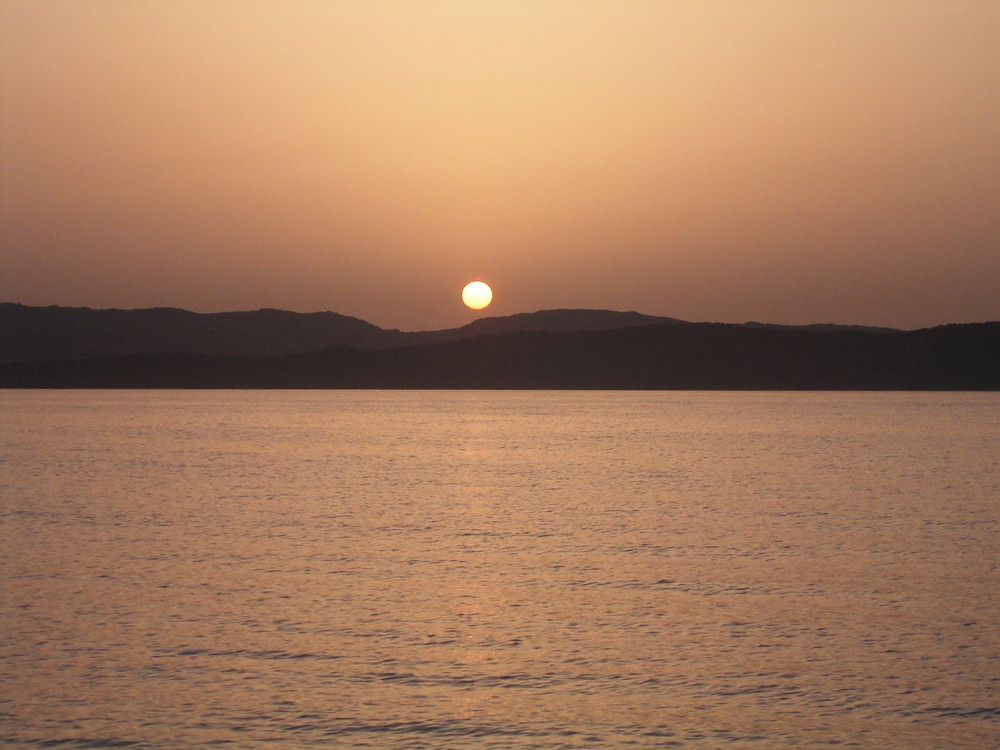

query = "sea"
[[1, 390, 997, 749]]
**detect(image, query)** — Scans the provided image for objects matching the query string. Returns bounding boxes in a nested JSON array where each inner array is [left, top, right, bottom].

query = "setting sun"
[[461, 281, 493, 310]]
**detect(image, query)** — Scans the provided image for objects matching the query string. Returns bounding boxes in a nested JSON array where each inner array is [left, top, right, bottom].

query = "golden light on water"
[[461, 281, 493, 310]]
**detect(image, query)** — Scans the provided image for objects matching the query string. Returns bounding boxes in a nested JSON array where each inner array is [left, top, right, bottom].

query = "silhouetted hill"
[[446, 309, 685, 335], [741, 321, 899, 334], [2, 322, 996, 390], [0, 304, 683, 362], [0, 304, 406, 362]]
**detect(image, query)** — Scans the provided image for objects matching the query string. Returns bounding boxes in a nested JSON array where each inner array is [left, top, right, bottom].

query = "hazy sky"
[[2, 1, 998, 330]]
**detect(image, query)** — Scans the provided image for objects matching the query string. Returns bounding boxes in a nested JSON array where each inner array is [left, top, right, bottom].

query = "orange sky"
[[2, 0, 998, 330]]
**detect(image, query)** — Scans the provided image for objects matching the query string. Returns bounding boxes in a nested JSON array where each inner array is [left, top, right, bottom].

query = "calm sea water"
[[1, 390, 997, 749]]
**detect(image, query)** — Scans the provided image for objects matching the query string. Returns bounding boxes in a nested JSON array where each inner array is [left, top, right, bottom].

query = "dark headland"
[[1, 303, 996, 390]]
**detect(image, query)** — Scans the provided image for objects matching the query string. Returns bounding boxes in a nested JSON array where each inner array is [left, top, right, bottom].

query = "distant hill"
[[0, 304, 402, 362], [444, 309, 685, 335], [0, 304, 684, 363], [0, 303, 900, 364], [2, 321, 996, 390], [740, 321, 899, 334]]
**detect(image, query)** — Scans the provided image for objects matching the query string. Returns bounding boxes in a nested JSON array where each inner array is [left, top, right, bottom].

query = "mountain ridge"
[[0, 302, 901, 363], [1, 318, 996, 390]]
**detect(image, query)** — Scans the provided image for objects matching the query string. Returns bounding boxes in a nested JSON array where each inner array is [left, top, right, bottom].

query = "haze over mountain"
[[5, 4, 999, 332]]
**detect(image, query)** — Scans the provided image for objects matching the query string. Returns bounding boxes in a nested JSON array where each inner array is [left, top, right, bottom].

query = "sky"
[[2, 1, 998, 331]]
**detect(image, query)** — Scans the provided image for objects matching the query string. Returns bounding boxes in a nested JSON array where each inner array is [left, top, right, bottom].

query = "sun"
[[461, 281, 493, 310]]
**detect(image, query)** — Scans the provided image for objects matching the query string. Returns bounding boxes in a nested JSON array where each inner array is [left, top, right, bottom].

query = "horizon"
[[2, 1, 999, 331], [6, 298, 997, 334]]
